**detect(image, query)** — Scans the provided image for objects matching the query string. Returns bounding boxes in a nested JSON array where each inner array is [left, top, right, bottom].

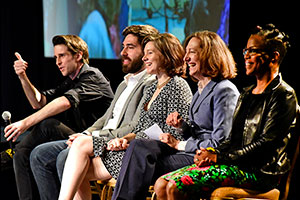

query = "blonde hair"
[[142, 33, 186, 77], [184, 31, 237, 80]]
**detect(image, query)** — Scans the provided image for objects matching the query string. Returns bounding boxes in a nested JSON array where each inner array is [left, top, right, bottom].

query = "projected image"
[[43, 0, 230, 59]]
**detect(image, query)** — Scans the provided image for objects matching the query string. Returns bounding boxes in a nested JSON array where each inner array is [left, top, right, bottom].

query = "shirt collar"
[[73, 63, 88, 80], [124, 69, 147, 85], [197, 77, 211, 94]]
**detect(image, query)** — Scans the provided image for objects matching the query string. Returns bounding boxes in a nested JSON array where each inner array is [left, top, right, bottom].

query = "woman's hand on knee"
[[107, 138, 129, 151], [66, 133, 85, 148]]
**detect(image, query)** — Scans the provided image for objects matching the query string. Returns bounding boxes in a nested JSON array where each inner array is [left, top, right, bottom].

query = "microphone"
[[2, 111, 14, 156], [2, 111, 11, 126]]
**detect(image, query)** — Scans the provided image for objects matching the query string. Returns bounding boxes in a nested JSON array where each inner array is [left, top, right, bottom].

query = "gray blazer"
[[183, 79, 240, 154], [87, 71, 155, 139]]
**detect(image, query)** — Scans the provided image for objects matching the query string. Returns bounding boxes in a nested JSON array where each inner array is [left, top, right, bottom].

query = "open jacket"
[[216, 74, 298, 176], [87, 72, 155, 139]]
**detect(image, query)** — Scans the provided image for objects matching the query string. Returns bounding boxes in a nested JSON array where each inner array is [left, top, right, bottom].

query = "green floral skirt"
[[162, 164, 260, 198]]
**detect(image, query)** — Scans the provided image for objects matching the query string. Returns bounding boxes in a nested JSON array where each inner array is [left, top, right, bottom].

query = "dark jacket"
[[216, 74, 297, 176]]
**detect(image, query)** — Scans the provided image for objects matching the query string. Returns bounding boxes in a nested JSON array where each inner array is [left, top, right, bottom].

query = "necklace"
[[157, 77, 171, 89]]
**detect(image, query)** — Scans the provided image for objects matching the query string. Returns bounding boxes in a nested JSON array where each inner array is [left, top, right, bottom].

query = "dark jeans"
[[13, 118, 75, 200], [30, 140, 69, 200]]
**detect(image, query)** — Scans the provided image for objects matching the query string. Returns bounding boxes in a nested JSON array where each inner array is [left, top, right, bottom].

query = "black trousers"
[[112, 139, 194, 200], [13, 118, 75, 200]]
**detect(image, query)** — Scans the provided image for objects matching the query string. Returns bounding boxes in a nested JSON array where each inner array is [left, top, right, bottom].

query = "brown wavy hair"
[[142, 33, 186, 77], [184, 31, 237, 80], [52, 35, 89, 64], [122, 25, 159, 44]]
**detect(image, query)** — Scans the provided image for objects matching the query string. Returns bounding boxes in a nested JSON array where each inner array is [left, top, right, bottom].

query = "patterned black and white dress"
[[93, 76, 193, 179]]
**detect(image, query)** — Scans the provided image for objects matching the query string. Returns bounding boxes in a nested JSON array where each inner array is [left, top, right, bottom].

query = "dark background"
[[0, 0, 299, 199]]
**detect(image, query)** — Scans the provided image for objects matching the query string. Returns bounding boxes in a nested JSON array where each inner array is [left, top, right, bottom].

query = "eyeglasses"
[[243, 47, 266, 56]]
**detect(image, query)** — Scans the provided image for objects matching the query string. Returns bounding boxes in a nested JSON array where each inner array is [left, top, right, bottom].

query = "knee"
[[72, 135, 89, 147], [71, 136, 93, 155], [29, 145, 44, 168], [128, 138, 140, 147], [29, 147, 39, 166], [154, 177, 168, 198], [166, 180, 178, 196], [129, 139, 152, 150]]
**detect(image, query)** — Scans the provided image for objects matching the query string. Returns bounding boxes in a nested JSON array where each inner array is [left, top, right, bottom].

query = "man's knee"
[[30, 145, 45, 168], [130, 139, 151, 149]]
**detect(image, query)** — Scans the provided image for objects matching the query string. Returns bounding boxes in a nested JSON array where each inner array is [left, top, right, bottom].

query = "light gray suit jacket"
[[86, 71, 155, 139]]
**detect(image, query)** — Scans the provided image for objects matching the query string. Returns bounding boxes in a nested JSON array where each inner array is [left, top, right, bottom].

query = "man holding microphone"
[[3, 35, 114, 200]]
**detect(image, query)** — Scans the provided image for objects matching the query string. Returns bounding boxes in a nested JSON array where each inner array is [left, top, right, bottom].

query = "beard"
[[122, 54, 144, 74]]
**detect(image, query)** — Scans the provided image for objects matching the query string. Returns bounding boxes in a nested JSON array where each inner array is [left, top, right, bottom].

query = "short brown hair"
[[184, 31, 237, 80], [52, 35, 89, 64], [122, 25, 159, 44], [142, 33, 186, 77]]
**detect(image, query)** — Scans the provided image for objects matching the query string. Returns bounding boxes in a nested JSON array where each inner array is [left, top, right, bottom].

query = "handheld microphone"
[[2, 111, 11, 126], [2, 111, 14, 156]]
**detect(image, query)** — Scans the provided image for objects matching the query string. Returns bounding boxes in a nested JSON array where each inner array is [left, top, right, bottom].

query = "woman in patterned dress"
[[58, 33, 193, 200], [154, 24, 298, 200]]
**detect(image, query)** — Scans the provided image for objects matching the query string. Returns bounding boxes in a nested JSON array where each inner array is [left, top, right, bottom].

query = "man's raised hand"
[[14, 52, 28, 77]]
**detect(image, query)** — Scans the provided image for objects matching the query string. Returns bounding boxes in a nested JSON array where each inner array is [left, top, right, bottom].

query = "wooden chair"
[[210, 187, 280, 200], [90, 180, 103, 198], [96, 178, 155, 200], [210, 105, 300, 200], [99, 178, 117, 200]]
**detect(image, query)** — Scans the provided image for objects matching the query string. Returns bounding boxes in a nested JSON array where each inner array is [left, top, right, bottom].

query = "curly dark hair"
[[252, 24, 290, 65]]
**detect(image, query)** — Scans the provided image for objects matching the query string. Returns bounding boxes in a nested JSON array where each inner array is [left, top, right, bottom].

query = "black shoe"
[[0, 149, 14, 171]]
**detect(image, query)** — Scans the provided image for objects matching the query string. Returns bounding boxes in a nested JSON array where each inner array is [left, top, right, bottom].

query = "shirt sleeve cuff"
[[177, 141, 187, 151], [82, 130, 91, 136]]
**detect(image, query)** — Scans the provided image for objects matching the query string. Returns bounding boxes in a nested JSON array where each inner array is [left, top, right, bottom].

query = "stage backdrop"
[[43, 0, 230, 59]]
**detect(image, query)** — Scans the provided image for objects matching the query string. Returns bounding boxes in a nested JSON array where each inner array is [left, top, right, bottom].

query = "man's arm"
[[14, 52, 47, 109], [4, 96, 71, 142]]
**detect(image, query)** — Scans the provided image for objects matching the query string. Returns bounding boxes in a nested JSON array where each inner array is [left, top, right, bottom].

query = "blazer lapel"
[[103, 81, 127, 125], [189, 92, 200, 119], [115, 73, 152, 127], [192, 80, 217, 114]]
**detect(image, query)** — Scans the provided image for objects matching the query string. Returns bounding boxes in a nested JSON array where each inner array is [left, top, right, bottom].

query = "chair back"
[[280, 104, 300, 200]]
